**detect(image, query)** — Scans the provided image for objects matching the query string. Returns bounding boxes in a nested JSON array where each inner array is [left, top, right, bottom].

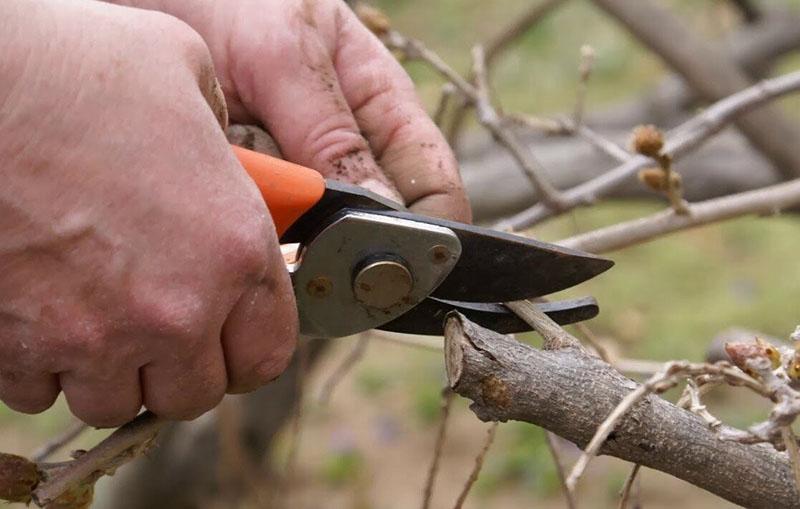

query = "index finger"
[[333, 6, 472, 223]]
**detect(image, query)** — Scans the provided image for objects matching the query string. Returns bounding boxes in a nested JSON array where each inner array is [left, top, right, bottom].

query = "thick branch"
[[591, 0, 800, 180], [443, 313, 799, 508]]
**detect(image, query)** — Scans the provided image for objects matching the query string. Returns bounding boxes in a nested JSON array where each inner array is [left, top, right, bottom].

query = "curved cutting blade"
[[378, 297, 599, 335], [374, 211, 613, 302]]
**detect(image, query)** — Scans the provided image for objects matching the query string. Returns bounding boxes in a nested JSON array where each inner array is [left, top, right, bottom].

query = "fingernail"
[[359, 178, 404, 205]]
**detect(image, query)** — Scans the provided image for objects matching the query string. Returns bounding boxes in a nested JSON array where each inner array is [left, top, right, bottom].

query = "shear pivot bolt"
[[307, 276, 333, 298], [353, 260, 413, 309]]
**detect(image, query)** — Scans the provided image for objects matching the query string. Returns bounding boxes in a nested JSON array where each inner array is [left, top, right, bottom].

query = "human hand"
[[112, 0, 472, 222], [0, 1, 297, 426]]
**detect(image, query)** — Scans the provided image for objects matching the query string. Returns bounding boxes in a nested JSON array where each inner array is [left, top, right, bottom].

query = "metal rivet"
[[306, 276, 333, 298], [429, 245, 451, 265], [353, 260, 413, 309]]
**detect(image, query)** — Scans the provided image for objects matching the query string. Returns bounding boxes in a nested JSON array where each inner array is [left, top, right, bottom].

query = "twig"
[[574, 124, 631, 163], [452, 421, 499, 509], [432, 83, 456, 128], [447, 0, 566, 147], [504, 299, 582, 350], [383, 31, 566, 210], [545, 431, 577, 509], [470, 45, 566, 210], [318, 335, 369, 405], [618, 464, 642, 509], [566, 376, 653, 491], [558, 178, 800, 254], [573, 44, 596, 129], [564, 360, 760, 491], [31, 421, 88, 463], [371, 331, 442, 352], [684, 379, 722, 429], [497, 70, 800, 230], [33, 412, 163, 506], [281, 337, 310, 500], [421, 388, 455, 509], [573, 322, 613, 364]]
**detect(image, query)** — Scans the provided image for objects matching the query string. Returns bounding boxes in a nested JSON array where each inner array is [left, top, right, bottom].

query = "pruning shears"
[[233, 146, 613, 338]]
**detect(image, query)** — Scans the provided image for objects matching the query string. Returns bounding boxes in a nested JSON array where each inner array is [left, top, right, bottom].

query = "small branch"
[[685, 379, 722, 430], [558, 178, 800, 254], [505, 299, 582, 350], [33, 412, 163, 506], [447, 0, 566, 148], [565, 370, 656, 491], [432, 83, 456, 128], [371, 331, 442, 352], [573, 45, 596, 129], [484, 0, 567, 65], [452, 421, 498, 509], [573, 322, 613, 364], [31, 421, 88, 463], [471, 45, 567, 210], [421, 388, 455, 509], [497, 70, 800, 230], [383, 30, 566, 210], [545, 431, 578, 509], [618, 464, 642, 509]]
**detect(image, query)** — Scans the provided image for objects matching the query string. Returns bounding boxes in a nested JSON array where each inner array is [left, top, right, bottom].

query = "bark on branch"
[[443, 313, 799, 509]]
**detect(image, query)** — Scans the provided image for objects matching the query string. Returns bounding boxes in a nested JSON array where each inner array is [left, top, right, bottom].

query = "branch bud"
[[631, 124, 665, 157]]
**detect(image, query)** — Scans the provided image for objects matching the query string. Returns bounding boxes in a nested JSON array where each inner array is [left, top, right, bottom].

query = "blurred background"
[[4, 1, 800, 508]]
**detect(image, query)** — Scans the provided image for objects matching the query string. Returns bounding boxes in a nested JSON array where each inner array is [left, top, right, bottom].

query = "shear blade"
[[374, 211, 613, 302], [378, 296, 599, 335]]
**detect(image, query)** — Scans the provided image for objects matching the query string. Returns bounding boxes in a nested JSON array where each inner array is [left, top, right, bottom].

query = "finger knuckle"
[[254, 320, 299, 384], [219, 215, 273, 281], [59, 316, 112, 362], [130, 290, 209, 341]]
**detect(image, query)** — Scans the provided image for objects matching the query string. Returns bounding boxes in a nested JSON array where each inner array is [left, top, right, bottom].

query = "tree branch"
[[497, 70, 800, 230], [558, 178, 800, 254], [443, 313, 799, 508]]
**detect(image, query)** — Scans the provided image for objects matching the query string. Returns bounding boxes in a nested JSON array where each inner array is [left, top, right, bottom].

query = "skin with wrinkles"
[[0, 0, 469, 427]]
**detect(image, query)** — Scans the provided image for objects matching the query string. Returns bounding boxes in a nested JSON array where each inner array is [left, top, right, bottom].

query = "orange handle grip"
[[231, 145, 326, 238]]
